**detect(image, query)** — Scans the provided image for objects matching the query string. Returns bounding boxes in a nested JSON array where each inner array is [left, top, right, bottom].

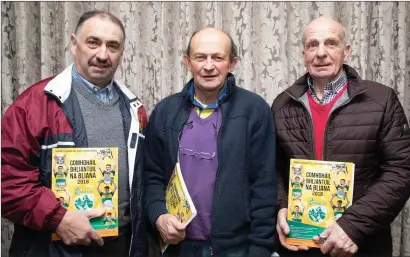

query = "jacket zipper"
[[322, 90, 366, 160], [46, 88, 138, 256], [285, 92, 316, 159], [210, 102, 223, 256]]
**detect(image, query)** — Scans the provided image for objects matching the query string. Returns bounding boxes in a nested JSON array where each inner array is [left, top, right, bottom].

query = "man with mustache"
[[271, 16, 410, 257], [144, 28, 277, 257], [1, 10, 148, 257]]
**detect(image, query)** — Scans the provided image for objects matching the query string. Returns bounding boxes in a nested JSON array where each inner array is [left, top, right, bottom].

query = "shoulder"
[[9, 76, 55, 109], [231, 88, 271, 117], [149, 91, 186, 119], [271, 89, 294, 115], [360, 80, 398, 107]]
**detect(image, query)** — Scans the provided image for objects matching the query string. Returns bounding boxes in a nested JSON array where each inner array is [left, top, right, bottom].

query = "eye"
[[108, 43, 120, 52], [326, 40, 337, 47], [193, 56, 206, 62], [306, 41, 318, 51], [87, 39, 99, 48], [213, 56, 225, 62]]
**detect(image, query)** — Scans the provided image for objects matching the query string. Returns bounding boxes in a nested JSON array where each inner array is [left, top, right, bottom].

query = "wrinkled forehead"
[[77, 16, 124, 43], [191, 31, 231, 55], [303, 21, 344, 44]]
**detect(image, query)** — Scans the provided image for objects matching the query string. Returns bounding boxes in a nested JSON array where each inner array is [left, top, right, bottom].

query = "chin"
[[312, 72, 336, 80], [199, 82, 223, 91]]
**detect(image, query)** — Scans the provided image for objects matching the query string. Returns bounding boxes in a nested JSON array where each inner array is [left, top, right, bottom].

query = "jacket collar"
[[44, 63, 141, 107], [182, 72, 237, 103], [286, 64, 367, 99]]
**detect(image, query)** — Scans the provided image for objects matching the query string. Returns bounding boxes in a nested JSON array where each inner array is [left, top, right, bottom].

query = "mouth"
[[202, 75, 218, 80], [315, 64, 331, 68]]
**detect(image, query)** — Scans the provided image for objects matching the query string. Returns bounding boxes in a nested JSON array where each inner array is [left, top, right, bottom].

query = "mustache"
[[89, 59, 111, 67]]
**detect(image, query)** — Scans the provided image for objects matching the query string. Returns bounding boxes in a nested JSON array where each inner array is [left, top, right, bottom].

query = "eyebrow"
[[305, 36, 339, 44], [86, 36, 121, 45]]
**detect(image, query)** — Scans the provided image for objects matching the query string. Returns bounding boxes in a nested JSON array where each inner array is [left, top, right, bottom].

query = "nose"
[[203, 56, 215, 71], [316, 44, 327, 58], [96, 46, 109, 61]]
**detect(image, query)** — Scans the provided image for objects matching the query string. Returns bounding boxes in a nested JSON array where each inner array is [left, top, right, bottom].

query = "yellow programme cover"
[[51, 147, 119, 240], [286, 159, 354, 248], [160, 162, 197, 254]]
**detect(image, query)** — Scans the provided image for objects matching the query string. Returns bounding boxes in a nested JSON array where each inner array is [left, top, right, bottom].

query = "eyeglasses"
[[190, 55, 229, 63], [179, 147, 216, 160]]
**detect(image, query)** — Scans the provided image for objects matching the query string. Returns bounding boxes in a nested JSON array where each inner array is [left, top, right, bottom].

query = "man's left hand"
[[312, 222, 358, 257]]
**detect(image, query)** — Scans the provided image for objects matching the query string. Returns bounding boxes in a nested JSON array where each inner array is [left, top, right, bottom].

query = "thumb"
[[83, 208, 106, 219], [169, 217, 186, 231], [278, 209, 290, 235], [313, 225, 331, 242]]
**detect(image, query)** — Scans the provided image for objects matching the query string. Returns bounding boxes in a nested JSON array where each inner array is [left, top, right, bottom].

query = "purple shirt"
[[179, 107, 222, 240]]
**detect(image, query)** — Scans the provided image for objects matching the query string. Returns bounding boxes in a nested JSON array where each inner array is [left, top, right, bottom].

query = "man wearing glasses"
[[144, 28, 277, 257]]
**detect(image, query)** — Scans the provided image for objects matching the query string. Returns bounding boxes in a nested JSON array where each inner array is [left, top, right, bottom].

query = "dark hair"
[[104, 186, 110, 189], [74, 10, 125, 40], [340, 179, 345, 182], [337, 200, 342, 204], [106, 164, 111, 166], [185, 28, 238, 62], [295, 205, 299, 208], [107, 212, 112, 215]]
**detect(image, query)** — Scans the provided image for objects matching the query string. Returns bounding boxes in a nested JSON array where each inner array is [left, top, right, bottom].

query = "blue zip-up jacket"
[[144, 73, 277, 257]]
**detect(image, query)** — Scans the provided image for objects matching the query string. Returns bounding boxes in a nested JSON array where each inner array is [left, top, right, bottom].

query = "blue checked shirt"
[[72, 66, 114, 102], [307, 70, 347, 105]]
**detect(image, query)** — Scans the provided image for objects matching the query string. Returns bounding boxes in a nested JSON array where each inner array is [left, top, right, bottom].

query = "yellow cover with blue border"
[[51, 147, 119, 240], [286, 159, 354, 247]]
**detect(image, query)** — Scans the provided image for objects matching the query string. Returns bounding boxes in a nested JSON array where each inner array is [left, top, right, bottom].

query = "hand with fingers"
[[56, 208, 106, 246], [156, 214, 186, 245], [276, 208, 309, 251], [313, 222, 358, 257]]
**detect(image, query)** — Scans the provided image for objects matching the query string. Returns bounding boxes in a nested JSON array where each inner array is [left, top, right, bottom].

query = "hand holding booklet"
[[286, 159, 354, 248], [160, 162, 197, 254], [51, 147, 119, 240]]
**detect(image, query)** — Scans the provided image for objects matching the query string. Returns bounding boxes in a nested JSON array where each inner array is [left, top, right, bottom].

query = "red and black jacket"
[[2, 65, 148, 257]]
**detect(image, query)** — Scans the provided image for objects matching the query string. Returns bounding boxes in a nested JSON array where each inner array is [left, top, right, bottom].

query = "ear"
[[70, 34, 77, 56], [183, 54, 192, 72], [228, 57, 238, 72], [343, 44, 351, 62]]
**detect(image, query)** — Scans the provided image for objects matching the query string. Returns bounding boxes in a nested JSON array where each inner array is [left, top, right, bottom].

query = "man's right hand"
[[156, 214, 186, 245], [276, 208, 309, 251], [56, 208, 106, 246]]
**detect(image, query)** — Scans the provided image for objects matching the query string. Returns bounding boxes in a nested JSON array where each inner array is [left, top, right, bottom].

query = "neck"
[[312, 69, 344, 98], [194, 84, 224, 105], [74, 65, 111, 89]]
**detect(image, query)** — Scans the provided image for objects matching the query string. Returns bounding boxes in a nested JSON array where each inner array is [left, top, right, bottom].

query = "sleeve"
[[1, 105, 66, 232], [247, 106, 277, 257], [336, 89, 410, 246], [143, 106, 168, 228], [273, 127, 290, 212]]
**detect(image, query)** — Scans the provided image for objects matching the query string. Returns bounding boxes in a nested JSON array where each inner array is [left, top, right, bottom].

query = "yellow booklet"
[[160, 162, 197, 254], [286, 159, 354, 248], [51, 147, 119, 240]]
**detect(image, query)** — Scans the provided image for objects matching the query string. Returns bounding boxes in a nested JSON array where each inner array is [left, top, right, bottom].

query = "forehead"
[[191, 30, 230, 55], [78, 16, 124, 43], [304, 22, 342, 43]]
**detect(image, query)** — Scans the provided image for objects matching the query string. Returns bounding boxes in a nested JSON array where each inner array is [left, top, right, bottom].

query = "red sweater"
[[308, 86, 347, 160]]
